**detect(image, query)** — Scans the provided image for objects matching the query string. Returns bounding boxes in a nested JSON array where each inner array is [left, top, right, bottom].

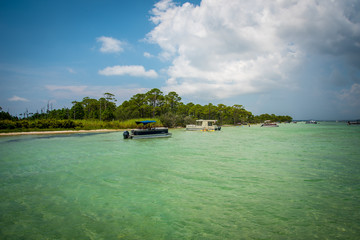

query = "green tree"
[[146, 88, 164, 118], [71, 101, 85, 120], [99, 93, 117, 121], [231, 104, 244, 124], [101, 108, 115, 121], [104, 92, 116, 103], [189, 104, 203, 118], [164, 91, 182, 113], [130, 93, 147, 118], [82, 97, 99, 119], [159, 112, 177, 128], [217, 104, 227, 125], [202, 103, 216, 119], [115, 100, 134, 120], [0, 110, 15, 120]]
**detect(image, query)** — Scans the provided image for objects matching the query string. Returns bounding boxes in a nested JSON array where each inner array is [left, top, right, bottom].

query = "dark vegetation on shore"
[[0, 89, 292, 132]]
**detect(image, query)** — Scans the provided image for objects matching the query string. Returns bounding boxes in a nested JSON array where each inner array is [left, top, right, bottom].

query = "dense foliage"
[[0, 89, 292, 130], [0, 119, 80, 130]]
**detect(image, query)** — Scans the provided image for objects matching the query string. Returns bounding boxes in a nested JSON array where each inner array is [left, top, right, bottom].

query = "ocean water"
[[0, 122, 359, 239]]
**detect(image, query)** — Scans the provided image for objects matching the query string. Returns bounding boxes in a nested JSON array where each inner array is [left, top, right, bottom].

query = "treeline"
[[0, 119, 80, 130], [0, 89, 292, 130], [0, 119, 165, 131]]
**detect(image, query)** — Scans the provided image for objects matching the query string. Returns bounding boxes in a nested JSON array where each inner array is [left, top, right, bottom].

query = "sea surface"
[[0, 122, 359, 239]]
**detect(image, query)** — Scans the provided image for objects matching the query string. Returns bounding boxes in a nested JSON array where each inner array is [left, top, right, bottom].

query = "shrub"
[[184, 116, 195, 126], [160, 113, 177, 128], [0, 120, 16, 129]]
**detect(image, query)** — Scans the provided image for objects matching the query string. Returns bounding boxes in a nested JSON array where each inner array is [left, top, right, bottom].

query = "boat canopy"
[[135, 120, 156, 125], [196, 119, 217, 122]]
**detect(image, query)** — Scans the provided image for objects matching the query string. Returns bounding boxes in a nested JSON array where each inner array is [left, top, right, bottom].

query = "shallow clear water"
[[1, 122, 360, 239]]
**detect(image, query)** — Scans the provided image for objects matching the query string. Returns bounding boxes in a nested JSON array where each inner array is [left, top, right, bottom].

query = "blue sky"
[[1, 0, 359, 120]]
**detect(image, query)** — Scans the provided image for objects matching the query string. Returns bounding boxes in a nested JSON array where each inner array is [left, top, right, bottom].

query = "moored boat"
[[347, 120, 360, 125], [186, 119, 221, 131], [306, 120, 318, 124], [261, 120, 279, 127], [123, 120, 172, 139]]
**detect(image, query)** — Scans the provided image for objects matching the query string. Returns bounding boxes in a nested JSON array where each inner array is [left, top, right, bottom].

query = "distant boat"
[[306, 120, 318, 124], [261, 120, 279, 127], [348, 120, 360, 125], [186, 120, 221, 131], [123, 120, 172, 139]]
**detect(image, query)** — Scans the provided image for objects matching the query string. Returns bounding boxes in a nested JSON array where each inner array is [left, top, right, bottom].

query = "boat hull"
[[124, 128, 172, 139], [130, 133, 172, 139], [185, 120, 221, 131], [186, 126, 221, 131], [261, 124, 279, 127], [186, 126, 204, 131]]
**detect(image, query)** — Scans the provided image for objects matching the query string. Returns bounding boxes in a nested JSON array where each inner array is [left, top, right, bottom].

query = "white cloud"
[[8, 96, 29, 102], [147, 0, 360, 99], [338, 83, 360, 106], [67, 68, 76, 74], [144, 52, 153, 58], [98, 65, 158, 78], [45, 85, 149, 103], [45, 85, 90, 99], [46, 85, 88, 93], [97, 36, 124, 53]]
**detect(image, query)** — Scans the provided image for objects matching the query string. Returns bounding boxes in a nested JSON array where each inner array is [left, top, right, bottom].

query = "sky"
[[0, 0, 359, 120]]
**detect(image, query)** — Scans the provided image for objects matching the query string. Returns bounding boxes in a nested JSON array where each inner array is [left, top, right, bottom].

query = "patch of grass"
[[0, 118, 164, 133], [75, 119, 163, 130]]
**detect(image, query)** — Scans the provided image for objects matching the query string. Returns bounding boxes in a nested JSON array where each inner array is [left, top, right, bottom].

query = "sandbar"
[[0, 129, 123, 136]]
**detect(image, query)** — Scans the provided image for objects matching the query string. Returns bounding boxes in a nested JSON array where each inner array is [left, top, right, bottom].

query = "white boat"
[[123, 120, 172, 139], [347, 120, 360, 125], [186, 120, 221, 131], [261, 120, 279, 127], [306, 120, 318, 124]]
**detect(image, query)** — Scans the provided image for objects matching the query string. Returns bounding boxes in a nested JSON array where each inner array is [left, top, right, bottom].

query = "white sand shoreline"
[[0, 129, 124, 136]]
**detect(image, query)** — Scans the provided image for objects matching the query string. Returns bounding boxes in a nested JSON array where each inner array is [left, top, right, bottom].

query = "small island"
[[0, 89, 292, 134]]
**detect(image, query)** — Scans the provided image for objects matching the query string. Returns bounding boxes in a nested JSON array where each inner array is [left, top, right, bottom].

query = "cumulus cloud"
[[8, 96, 29, 102], [99, 65, 158, 78], [338, 83, 360, 106], [97, 36, 124, 53], [147, 0, 360, 99], [45, 85, 90, 99], [46, 85, 88, 93], [144, 52, 153, 58], [45, 85, 149, 102]]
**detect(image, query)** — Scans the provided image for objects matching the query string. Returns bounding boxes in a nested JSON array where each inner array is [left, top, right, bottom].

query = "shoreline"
[[0, 129, 124, 136], [0, 125, 241, 136]]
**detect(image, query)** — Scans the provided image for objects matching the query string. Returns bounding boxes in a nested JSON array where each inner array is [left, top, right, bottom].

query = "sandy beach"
[[0, 129, 123, 136]]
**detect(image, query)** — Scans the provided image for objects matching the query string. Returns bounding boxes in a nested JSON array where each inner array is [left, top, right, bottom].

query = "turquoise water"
[[1, 122, 360, 239]]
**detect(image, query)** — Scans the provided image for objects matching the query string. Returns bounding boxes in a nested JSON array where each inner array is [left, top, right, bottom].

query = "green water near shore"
[[1, 122, 360, 239]]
